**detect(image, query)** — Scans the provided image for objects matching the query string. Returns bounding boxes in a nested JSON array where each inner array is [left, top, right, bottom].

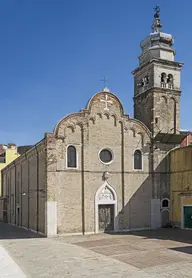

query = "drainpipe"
[[35, 146, 39, 233], [151, 96, 155, 199], [81, 128, 85, 235], [10, 167, 12, 224], [21, 162, 23, 227], [121, 122, 125, 208], [25, 153, 30, 229], [14, 161, 16, 225]]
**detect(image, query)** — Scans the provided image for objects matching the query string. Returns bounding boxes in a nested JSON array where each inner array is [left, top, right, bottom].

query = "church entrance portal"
[[95, 182, 117, 233], [98, 204, 114, 231]]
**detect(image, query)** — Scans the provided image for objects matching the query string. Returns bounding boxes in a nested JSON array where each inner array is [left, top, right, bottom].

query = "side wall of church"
[[1, 139, 46, 235]]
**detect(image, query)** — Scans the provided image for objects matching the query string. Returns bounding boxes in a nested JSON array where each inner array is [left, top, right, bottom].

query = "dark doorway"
[[3, 198, 8, 223], [98, 204, 114, 231], [17, 207, 20, 226]]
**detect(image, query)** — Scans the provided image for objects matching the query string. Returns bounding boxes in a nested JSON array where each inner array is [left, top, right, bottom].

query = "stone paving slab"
[[90, 243, 146, 256], [71, 229, 192, 275], [0, 224, 192, 277], [112, 250, 188, 269], [0, 246, 26, 278], [0, 238, 144, 277]]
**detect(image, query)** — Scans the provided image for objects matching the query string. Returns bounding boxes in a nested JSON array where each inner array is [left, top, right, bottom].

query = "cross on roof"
[[100, 94, 113, 110], [100, 76, 107, 88]]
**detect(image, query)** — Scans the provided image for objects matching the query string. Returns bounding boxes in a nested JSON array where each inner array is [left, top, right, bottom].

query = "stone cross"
[[100, 94, 113, 110], [100, 76, 107, 88]]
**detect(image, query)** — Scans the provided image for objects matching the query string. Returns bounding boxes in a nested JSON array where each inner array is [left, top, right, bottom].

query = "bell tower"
[[132, 7, 184, 137]]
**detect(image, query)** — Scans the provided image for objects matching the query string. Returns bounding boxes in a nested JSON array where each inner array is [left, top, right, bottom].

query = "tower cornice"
[[132, 58, 184, 75]]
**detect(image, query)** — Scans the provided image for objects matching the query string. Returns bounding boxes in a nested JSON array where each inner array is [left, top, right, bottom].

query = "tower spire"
[[152, 5, 162, 33]]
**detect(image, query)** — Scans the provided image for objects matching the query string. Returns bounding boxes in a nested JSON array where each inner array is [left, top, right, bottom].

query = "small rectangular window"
[[155, 117, 158, 124], [0, 152, 6, 163]]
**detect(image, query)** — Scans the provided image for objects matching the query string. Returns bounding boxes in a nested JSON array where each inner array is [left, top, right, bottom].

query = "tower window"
[[167, 74, 174, 89], [133, 150, 142, 170], [167, 74, 173, 84], [67, 145, 77, 168], [155, 117, 158, 124], [161, 73, 166, 83], [140, 76, 149, 87], [144, 76, 149, 85]]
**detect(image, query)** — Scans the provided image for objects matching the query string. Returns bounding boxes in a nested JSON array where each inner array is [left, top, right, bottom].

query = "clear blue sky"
[[0, 0, 191, 145]]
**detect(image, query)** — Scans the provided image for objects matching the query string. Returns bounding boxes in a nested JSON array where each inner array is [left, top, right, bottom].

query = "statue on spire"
[[152, 5, 162, 33]]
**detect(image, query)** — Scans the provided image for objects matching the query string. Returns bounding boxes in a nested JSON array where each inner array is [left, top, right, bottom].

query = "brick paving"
[[0, 223, 192, 277], [73, 229, 192, 271]]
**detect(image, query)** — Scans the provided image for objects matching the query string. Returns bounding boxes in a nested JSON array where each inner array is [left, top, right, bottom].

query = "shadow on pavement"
[[169, 246, 192, 255], [106, 228, 192, 245], [0, 222, 45, 239]]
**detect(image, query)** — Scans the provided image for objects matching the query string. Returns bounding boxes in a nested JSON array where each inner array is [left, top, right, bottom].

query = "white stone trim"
[[161, 208, 170, 214], [95, 181, 118, 233], [98, 148, 114, 165], [57, 231, 95, 237], [65, 144, 78, 169], [181, 195, 192, 229], [118, 227, 151, 232], [57, 232, 83, 237], [45, 201, 57, 237]]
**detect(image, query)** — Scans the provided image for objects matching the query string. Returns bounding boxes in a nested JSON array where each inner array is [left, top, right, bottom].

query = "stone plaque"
[[98, 186, 114, 201]]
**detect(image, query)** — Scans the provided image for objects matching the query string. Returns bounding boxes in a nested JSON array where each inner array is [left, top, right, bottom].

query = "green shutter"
[[184, 206, 192, 228]]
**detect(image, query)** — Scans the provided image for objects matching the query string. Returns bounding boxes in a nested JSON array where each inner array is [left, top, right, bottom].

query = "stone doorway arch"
[[95, 182, 118, 233]]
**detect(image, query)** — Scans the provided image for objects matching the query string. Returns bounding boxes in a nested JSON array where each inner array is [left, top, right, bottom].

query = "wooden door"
[[98, 204, 114, 231]]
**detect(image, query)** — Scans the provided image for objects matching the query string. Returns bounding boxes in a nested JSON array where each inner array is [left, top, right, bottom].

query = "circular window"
[[99, 149, 113, 164]]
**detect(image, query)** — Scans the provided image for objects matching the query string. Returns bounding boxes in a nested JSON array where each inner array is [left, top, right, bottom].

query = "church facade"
[[1, 9, 186, 236]]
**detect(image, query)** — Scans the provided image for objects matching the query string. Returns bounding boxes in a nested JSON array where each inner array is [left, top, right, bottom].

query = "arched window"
[[161, 73, 167, 88], [167, 74, 174, 89], [167, 74, 173, 84], [134, 150, 142, 170], [161, 72, 166, 83], [161, 198, 169, 208], [67, 146, 77, 168], [144, 76, 149, 85]]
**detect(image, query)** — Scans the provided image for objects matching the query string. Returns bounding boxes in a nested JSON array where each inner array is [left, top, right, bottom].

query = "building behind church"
[[1, 9, 189, 237], [170, 146, 192, 229]]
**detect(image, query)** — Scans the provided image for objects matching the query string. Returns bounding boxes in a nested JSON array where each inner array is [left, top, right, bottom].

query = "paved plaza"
[[0, 223, 192, 277]]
